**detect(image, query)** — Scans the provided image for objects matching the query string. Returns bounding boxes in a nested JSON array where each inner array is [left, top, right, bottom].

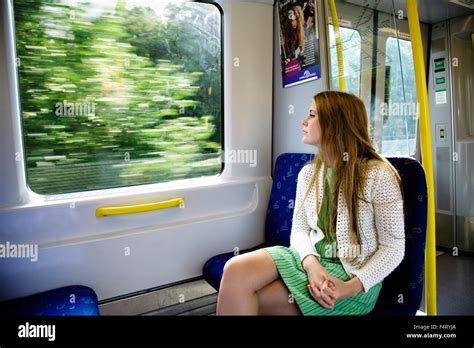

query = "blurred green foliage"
[[13, 0, 222, 194]]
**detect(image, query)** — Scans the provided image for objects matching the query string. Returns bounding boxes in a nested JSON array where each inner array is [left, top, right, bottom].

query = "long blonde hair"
[[300, 91, 402, 249]]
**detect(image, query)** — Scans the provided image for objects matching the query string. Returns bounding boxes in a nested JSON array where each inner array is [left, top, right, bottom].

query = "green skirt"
[[264, 244, 382, 316]]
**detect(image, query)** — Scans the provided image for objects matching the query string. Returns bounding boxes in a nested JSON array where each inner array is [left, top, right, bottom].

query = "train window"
[[382, 37, 417, 156], [13, 0, 222, 195], [328, 25, 361, 96]]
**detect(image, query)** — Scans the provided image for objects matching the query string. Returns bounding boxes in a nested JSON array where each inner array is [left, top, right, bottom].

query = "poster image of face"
[[278, 0, 321, 88]]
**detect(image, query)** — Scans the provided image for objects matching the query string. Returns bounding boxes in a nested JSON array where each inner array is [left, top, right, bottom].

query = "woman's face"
[[302, 99, 321, 146], [291, 18, 298, 29], [289, 10, 298, 29]]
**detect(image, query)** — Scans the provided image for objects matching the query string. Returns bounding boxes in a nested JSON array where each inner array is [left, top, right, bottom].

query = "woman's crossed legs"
[[216, 249, 302, 315]]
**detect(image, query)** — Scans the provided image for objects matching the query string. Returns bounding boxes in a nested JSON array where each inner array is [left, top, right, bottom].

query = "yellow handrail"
[[406, 0, 437, 315], [328, 0, 346, 91], [96, 197, 184, 218]]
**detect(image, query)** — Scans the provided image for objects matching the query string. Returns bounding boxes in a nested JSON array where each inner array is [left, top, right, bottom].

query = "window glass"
[[382, 37, 418, 156], [13, 0, 222, 194], [328, 24, 361, 96]]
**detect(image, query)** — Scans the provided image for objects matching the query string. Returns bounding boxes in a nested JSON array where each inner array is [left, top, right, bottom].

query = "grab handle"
[[96, 197, 184, 218]]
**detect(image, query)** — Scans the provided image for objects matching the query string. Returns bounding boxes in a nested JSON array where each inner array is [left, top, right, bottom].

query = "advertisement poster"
[[278, 0, 321, 88]]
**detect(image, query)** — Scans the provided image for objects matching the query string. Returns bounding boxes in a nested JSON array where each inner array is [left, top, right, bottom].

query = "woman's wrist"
[[348, 276, 364, 296], [301, 254, 320, 272]]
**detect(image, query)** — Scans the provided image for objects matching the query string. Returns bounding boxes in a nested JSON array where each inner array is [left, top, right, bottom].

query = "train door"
[[428, 14, 474, 252]]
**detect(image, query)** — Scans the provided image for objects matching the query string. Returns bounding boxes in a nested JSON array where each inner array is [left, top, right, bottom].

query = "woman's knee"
[[221, 249, 278, 291], [222, 254, 247, 281]]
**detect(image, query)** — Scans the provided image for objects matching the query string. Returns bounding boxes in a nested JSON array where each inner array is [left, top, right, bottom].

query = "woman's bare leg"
[[257, 279, 302, 315], [217, 249, 280, 315]]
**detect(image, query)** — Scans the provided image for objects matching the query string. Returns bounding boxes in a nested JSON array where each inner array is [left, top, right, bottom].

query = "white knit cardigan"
[[290, 159, 405, 293]]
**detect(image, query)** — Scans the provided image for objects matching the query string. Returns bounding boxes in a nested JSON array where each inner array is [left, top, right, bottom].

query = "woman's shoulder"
[[363, 158, 401, 186], [297, 157, 399, 181], [364, 158, 396, 173], [298, 160, 316, 180]]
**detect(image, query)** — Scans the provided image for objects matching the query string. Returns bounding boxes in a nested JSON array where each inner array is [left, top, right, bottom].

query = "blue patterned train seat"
[[202, 153, 427, 316], [0, 285, 100, 316]]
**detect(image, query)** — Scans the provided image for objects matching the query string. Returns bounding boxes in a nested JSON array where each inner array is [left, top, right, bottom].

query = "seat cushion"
[[0, 285, 100, 316]]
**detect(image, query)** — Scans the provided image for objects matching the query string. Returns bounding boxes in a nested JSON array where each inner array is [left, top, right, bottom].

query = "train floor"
[[99, 278, 218, 316], [418, 249, 474, 315], [98, 249, 473, 316]]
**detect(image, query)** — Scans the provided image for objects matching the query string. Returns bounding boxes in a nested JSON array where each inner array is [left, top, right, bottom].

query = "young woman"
[[303, 0, 316, 35], [282, 5, 306, 63], [216, 91, 405, 315]]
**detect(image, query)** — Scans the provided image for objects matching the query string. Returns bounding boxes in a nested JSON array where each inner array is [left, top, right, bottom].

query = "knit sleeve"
[[290, 165, 320, 263], [349, 162, 405, 292]]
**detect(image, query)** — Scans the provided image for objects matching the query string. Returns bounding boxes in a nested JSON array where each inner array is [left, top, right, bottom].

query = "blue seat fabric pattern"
[[0, 285, 100, 316]]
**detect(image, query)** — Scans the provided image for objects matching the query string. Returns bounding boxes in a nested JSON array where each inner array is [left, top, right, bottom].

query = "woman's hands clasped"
[[306, 263, 335, 309], [302, 255, 364, 310], [302, 255, 334, 309]]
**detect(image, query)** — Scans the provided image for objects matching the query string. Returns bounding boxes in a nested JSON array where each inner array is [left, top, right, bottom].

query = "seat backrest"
[[265, 153, 427, 315], [370, 157, 427, 315], [265, 153, 314, 246]]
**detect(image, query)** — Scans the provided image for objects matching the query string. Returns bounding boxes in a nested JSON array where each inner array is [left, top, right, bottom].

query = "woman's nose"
[[302, 118, 307, 126]]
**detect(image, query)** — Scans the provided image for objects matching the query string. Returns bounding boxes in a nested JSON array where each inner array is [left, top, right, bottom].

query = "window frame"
[[11, 0, 225, 198]]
